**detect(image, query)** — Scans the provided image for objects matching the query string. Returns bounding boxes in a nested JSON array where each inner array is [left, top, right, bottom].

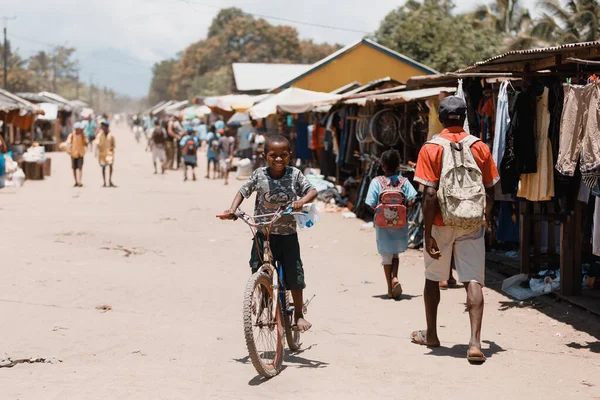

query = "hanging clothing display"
[[492, 81, 510, 168], [476, 91, 495, 144], [496, 202, 520, 243], [518, 86, 555, 201], [294, 114, 311, 161], [556, 83, 600, 186], [500, 89, 537, 194]]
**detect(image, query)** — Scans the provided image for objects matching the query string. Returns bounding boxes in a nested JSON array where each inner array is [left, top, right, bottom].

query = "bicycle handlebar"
[[216, 204, 309, 228]]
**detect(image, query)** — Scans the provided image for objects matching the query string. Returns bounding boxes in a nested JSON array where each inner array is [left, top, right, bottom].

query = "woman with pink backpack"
[[365, 149, 417, 300]]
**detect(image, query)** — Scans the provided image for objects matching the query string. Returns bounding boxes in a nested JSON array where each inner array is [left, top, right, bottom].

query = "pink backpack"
[[374, 176, 407, 229]]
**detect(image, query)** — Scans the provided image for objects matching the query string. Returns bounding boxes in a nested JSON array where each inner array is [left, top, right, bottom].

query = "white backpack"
[[428, 135, 486, 230]]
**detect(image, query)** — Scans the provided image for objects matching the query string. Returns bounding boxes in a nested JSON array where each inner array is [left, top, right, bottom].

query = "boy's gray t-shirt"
[[239, 167, 314, 235]]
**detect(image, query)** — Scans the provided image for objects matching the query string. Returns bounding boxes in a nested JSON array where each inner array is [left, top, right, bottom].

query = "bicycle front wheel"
[[243, 272, 284, 378]]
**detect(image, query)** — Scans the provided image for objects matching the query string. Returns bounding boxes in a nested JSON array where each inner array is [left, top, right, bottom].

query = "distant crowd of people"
[[142, 115, 265, 185]]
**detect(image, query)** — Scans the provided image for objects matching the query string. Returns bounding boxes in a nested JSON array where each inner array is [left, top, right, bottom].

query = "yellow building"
[[275, 38, 438, 93]]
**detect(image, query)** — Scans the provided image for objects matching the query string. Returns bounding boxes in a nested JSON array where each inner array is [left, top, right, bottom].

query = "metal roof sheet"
[[458, 41, 600, 72], [344, 87, 456, 106], [232, 63, 311, 92]]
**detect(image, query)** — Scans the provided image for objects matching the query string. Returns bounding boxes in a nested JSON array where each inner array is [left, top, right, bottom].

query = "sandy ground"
[[0, 125, 599, 400]]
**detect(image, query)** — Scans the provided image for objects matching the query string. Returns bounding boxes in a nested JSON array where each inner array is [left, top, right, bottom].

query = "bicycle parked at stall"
[[217, 205, 308, 378]]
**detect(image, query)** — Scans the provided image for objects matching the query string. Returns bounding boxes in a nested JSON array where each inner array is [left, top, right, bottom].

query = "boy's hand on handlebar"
[[291, 201, 304, 212], [218, 209, 237, 220]]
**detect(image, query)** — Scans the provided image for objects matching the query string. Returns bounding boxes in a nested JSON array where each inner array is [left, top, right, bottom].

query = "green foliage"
[[149, 7, 342, 100], [374, 0, 504, 73], [149, 59, 176, 103]]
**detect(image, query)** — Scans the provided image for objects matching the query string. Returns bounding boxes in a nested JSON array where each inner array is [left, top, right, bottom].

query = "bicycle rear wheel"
[[283, 291, 301, 351], [243, 272, 284, 378]]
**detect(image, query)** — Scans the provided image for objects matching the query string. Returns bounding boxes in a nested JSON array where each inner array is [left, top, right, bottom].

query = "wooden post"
[[520, 200, 531, 274], [571, 201, 583, 296], [560, 213, 575, 296]]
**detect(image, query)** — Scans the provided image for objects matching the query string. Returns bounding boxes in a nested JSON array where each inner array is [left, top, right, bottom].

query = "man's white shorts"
[[425, 225, 485, 285], [152, 147, 166, 162]]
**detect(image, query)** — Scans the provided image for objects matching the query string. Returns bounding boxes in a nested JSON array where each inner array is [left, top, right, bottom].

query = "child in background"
[[365, 149, 417, 299], [179, 126, 201, 182]]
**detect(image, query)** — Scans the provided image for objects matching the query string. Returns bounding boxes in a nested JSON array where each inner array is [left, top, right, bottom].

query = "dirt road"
[[0, 126, 598, 399]]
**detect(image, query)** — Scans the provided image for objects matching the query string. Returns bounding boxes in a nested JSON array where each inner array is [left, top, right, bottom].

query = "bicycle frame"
[[227, 206, 305, 323]]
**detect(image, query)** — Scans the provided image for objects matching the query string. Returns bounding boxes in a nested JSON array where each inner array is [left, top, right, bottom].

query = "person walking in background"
[[96, 120, 117, 187], [66, 122, 87, 187], [180, 126, 201, 182], [218, 129, 235, 186], [206, 126, 221, 179], [411, 96, 499, 363], [168, 115, 184, 170], [83, 115, 97, 152], [166, 116, 179, 170], [365, 149, 417, 299], [147, 119, 167, 174]]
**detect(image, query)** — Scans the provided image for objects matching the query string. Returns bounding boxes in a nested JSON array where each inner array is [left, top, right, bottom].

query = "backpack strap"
[[376, 176, 390, 188], [459, 134, 481, 148]]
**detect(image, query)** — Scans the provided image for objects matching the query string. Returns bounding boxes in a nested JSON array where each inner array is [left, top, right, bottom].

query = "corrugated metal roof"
[[344, 87, 456, 106], [458, 41, 600, 72], [342, 77, 403, 96], [232, 63, 311, 92], [0, 89, 39, 113]]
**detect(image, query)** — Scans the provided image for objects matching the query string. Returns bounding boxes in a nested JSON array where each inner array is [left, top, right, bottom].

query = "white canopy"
[[248, 88, 341, 119]]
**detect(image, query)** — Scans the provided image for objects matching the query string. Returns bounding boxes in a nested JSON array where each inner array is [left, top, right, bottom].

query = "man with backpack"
[[412, 96, 499, 363], [147, 119, 167, 174], [179, 126, 201, 182]]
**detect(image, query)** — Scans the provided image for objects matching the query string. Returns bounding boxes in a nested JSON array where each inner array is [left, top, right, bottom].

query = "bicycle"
[[217, 206, 308, 378]]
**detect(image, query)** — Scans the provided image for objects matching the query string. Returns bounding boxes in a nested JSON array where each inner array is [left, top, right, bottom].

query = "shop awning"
[[248, 88, 341, 119], [0, 89, 41, 114], [343, 86, 457, 106]]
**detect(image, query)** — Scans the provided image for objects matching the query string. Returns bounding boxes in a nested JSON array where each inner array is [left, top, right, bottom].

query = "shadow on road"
[[371, 294, 422, 301], [566, 341, 600, 353], [425, 340, 506, 362], [234, 346, 330, 386]]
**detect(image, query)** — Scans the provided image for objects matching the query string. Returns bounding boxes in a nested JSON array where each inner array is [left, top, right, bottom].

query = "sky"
[[4, 0, 536, 98]]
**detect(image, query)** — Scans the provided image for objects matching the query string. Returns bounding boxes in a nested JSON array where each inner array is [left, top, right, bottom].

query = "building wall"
[[290, 44, 430, 92]]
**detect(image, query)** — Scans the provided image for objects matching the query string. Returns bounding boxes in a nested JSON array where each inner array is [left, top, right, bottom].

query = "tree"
[[0, 40, 34, 92], [374, 0, 504, 73], [149, 59, 176, 103], [154, 7, 342, 98], [298, 40, 342, 64], [470, 0, 531, 34], [532, 0, 600, 44], [207, 7, 246, 38]]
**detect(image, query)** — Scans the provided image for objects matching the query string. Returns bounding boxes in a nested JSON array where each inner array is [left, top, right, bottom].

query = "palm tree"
[[471, 0, 531, 35], [533, 0, 600, 44]]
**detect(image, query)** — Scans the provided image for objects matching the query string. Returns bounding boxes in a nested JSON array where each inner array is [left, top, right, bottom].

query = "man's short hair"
[[265, 135, 291, 152]]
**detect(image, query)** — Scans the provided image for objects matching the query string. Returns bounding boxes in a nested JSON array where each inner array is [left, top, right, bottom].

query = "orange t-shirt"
[[414, 127, 500, 226]]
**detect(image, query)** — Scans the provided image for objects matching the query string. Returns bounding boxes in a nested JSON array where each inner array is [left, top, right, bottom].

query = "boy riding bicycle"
[[220, 135, 317, 332]]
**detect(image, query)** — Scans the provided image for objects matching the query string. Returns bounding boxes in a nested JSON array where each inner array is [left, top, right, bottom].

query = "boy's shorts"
[[424, 225, 485, 285], [71, 157, 84, 170], [249, 233, 305, 290]]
